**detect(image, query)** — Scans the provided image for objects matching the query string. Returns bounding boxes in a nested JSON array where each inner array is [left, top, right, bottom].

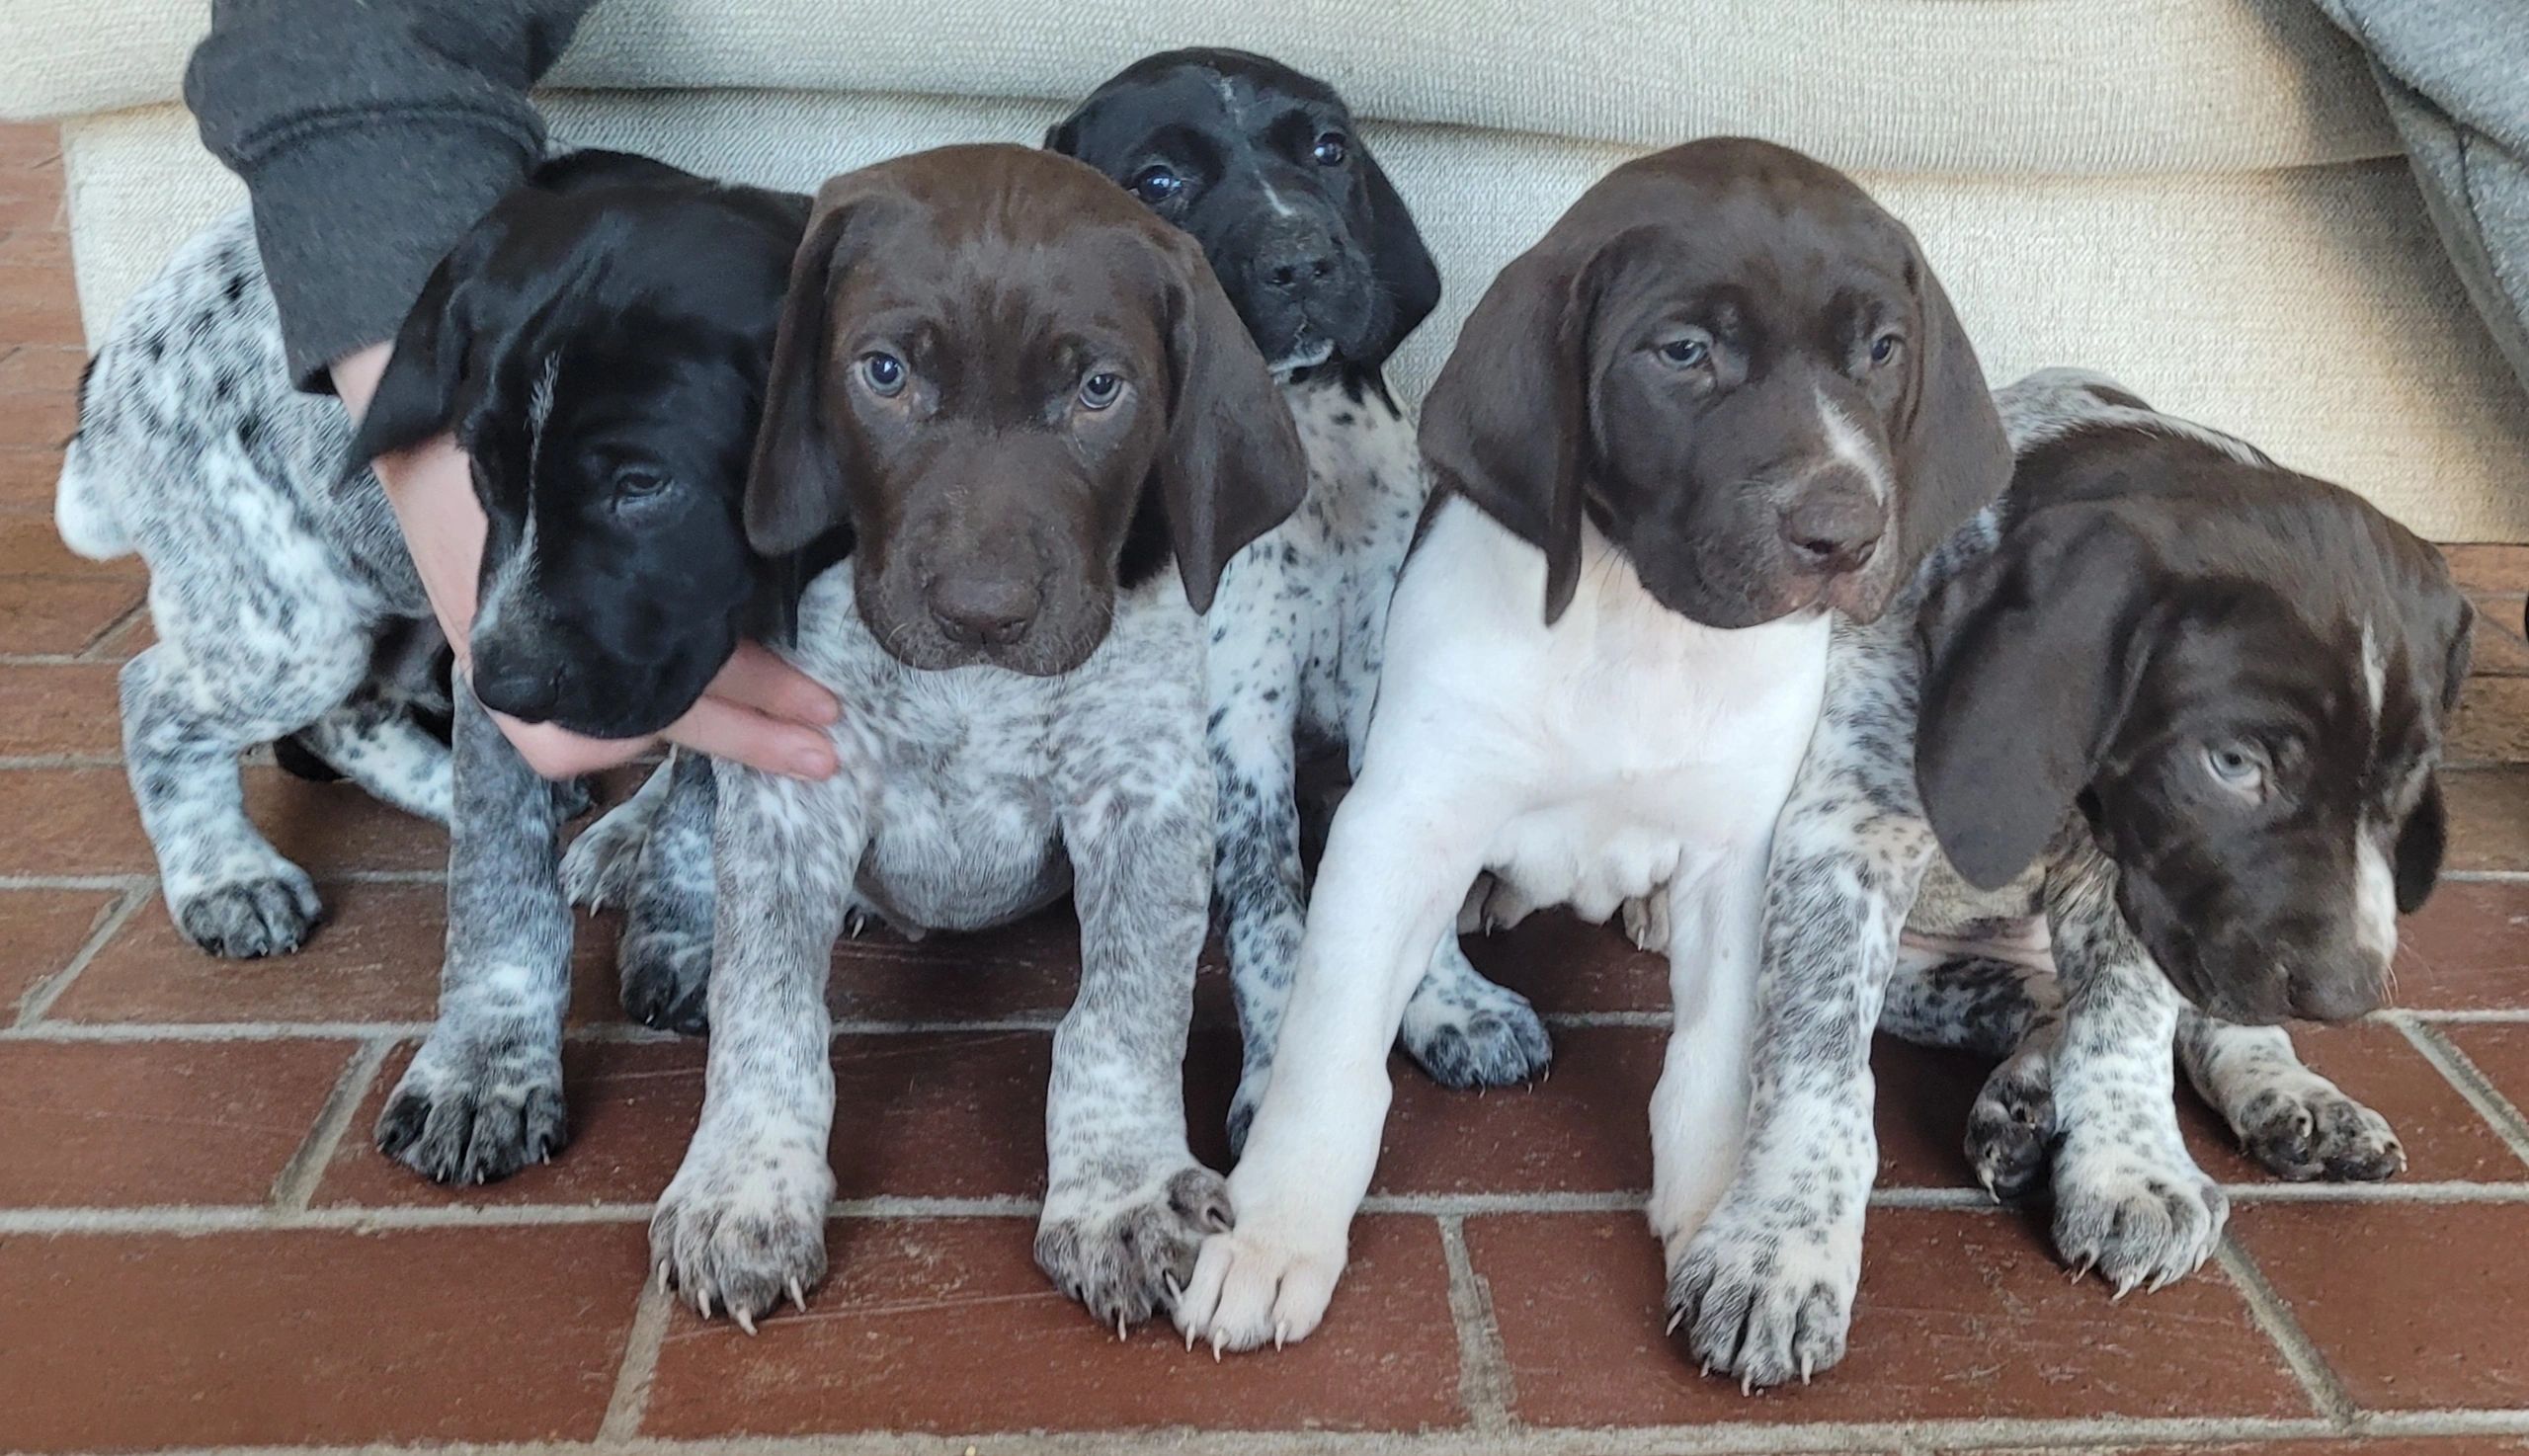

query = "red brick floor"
[[6, 121, 2529, 1455]]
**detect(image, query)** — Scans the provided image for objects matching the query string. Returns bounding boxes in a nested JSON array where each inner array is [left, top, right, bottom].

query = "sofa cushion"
[[7, 0, 2398, 176]]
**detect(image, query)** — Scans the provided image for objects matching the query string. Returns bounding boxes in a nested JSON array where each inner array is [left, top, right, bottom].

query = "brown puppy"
[[614, 145, 1306, 1333]]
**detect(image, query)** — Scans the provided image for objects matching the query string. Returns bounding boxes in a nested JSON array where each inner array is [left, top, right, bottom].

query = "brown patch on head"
[[746, 144, 1305, 674]]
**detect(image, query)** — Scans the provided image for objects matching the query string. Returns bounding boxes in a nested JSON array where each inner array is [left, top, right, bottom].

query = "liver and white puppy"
[[645, 145, 1304, 1333], [1672, 369, 2469, 1389], [1174, 138, 2011, 1352], [1050, 47, 1550, 1146], [55, 151, 806, 1182]]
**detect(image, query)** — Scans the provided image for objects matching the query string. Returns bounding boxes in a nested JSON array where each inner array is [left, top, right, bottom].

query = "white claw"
[[697, 1288, 714, 1321], [1274, 1322, 1288, 1351], [1741, 1371, 1755, 1397], [1210, 1331, 1225, 1363], [2111, 1274, 2142, 1303], [734, 1306, 759, 1336], [1665, 1306, 1686, 1337], [1184, 1324, 1198, 1353], [1800, 1353, 1813, 1386], [787, 1277, 808, 1313], [1162, 1274, 1183, 1305], [1117, 1311, 1129, 1342]]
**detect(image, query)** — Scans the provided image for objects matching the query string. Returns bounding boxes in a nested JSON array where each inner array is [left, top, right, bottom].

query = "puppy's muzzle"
[[1779, 486, 1882, 577], [927, 572, 1044, 649]]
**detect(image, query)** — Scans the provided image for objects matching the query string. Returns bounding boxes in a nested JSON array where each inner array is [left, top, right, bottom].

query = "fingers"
[[706, 642, 843, 727], [492, 714, 655, 781], [664, 693, 839, 780]]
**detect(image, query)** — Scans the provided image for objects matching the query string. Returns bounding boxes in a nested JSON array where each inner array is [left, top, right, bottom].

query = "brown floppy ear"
[[2395, 579, 2476, 913], [1888, 233, 2012, 576], [1419, 237, 1606, 624], [1915, 507, 2154, 889], [1156, 231, 1307, 613], [744, 178, 892, 558]]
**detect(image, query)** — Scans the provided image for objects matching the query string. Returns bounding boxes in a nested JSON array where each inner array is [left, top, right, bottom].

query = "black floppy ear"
[[1915, 509, 2152, 889], [1419, 240, 1606, 624], [1888, 234, 2011, 575], [343, 206, 538, 473], [2395, 775, 2447, 914], [1348, 134, 1440, 368], [744, 182, 887, 558], [1156, 231, 1308, 613]]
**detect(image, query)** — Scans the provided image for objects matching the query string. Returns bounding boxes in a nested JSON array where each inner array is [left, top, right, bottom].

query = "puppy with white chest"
[[1174, 138, 2011, 1353], [644, 144, 1305, 1333], [1674, 368, 2471, 1389], [1050, 47, 1553, 1147]]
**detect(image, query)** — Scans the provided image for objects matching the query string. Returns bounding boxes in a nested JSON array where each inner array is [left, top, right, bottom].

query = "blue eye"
[[1312, 132, 1348, 167], [1869, 331, 1903, 366], [1658, 337, 1710, 368], [1129, 166, 1183, 204], [1078, 371, 1123, 410], [2204, 743, 2266, 794], [860, 352, 906, 396]]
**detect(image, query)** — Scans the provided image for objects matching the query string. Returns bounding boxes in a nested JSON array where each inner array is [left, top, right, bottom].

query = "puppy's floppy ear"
[[1419, 236, 1611, 624], [1888, 233, 2012, 574], [744, 177, 892, 558], [2395, 776, 2447, 914], [2392, 574, 2475, 914], [344, 202, 560, 474], [1348, 133, 1440, 368], [1155, 229, 1307, 613], [1915, 506, 2153, 889]]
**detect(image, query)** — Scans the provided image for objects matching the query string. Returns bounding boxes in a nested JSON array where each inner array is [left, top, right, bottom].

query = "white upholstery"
[[16, 0, 2529, 540]]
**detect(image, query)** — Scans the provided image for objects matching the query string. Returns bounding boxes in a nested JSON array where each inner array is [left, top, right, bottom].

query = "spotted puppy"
[[55, 150, 807, 1182], [1671, 368, 2470, 1389], [643, 145, 1305, 1333], [1174, 138, 2012, 1353], [1049, 48, 1551, 1146]]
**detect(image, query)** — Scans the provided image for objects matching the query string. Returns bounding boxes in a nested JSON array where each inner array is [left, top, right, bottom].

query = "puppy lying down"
[[634, 145, 1306, 1333], [1672, 368, 2472, 1388], [1176, 137, 2012, 1353]]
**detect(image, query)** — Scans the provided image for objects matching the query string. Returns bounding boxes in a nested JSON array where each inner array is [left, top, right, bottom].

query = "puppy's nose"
[[928, 575, 1040, 648], [471, 646, 562, 722], [1780, 492, 1883, 575], [1261, 230, 1339, 291]]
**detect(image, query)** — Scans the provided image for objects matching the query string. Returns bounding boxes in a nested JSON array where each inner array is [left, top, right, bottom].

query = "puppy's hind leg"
[[2178, 1015, 2403, 1182], [291, 682, 453, 824], [1879, 947, 2068, 1202], [1397, 936, 1551, 1090]]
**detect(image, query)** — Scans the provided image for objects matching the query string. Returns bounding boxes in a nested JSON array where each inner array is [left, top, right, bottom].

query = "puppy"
[[1050, 47, 1550, 1145], [56, 150, 807, 1181], [642, 145, 1305, 1332], [1672, 368, 2470, 1388], [1172, 138, 2011, 1352]]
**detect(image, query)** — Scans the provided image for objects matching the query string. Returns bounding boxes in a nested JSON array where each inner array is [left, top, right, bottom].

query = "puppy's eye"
[[859, 352, 907, 397], [613, 468, 670, 500], [1657, 337, 1711, 368], [1868, 331, 1905, 367], [2203, 742, 2268, 798], [1078, 371, 1124, 411], [1129, 166, 1183, 204], [1312, 132, 1348, 167]]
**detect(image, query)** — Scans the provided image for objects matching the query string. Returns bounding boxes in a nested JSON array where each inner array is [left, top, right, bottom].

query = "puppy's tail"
[[52, 367, 129, 560]]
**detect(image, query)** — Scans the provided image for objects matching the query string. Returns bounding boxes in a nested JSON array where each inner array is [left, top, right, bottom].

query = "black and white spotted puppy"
[[1174, 138, 2013, 1353], [636, 146, 1306, 1334], [54, 150, 808, 1183], [1671, 367, 2471, 1389], [1049, 48, 1551, 1146]]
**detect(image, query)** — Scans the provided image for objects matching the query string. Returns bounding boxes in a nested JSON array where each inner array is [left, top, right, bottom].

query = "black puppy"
[[1049, 51, 1557, 1141]]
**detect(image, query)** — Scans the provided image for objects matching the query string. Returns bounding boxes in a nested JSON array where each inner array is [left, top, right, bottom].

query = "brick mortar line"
[[0, 753, 120, 769], [599, 1280, 676, 1442], [2392, 1014, 2529, 1169], [1436, 1213, 1516, 1432], [74, 596, 148, 660], [268, 1038, 395, 1213], [10, 882, 139, 1026], [2211, 1235, 2355, 1427]]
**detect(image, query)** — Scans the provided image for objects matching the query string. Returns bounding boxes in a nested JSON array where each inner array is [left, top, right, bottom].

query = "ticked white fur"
[[1176, 497, 1831, 1351]]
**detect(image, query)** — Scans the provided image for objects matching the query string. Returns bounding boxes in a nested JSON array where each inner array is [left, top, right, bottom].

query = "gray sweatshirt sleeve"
[[183, 0, 601, 390]]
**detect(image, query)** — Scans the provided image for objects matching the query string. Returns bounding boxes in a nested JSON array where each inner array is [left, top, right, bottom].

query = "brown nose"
[[928, 575, 1039, 648], [1780, 491, 1883, 575]]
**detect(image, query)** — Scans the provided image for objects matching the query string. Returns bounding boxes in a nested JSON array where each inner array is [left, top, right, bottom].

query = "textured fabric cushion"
[[5, 0, 2399, 174], [59, 91, 2529, 542]]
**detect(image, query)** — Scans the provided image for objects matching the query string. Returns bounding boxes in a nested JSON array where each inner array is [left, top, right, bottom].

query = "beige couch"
[[6, 0, 2524, 541]]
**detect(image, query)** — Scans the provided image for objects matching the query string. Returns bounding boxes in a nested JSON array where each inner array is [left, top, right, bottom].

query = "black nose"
[[1261, 230, 1339, 291], [928, 575, 1039, 648], [1780, 492, 1883, 575], [471, 645, 561, 721]]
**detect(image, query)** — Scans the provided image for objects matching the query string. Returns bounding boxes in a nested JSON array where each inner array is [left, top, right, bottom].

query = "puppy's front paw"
[[1037, 1165, 1232, 1334], [172, 867, 322, 959], [651, 1131, 833, 1331], [373, 1028, 566, 1184], [1965, 1056, 2058, 1202], [1172, 1206, 1347, 1355], [560, 810, 647, 911], [1400, 979, 1552, 1091], [618, 924, 711, 1034], [1667, 1195, 1858, 1390], [2052, 1141, 2226, 1296], [2235, 1079, 2404, 1183]]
